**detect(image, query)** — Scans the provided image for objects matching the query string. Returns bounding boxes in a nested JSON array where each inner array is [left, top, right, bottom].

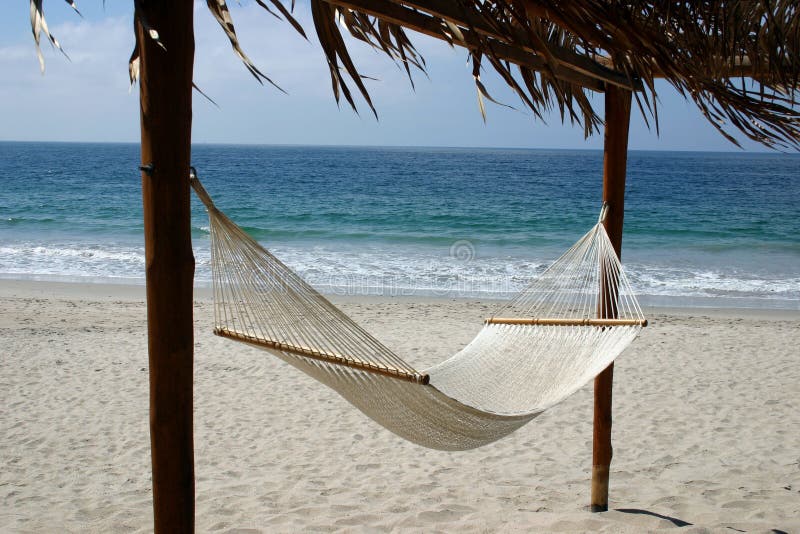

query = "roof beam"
[[592, 54, 786, 85], [657, 56, 785, 82], [394, 0, 638, 90]]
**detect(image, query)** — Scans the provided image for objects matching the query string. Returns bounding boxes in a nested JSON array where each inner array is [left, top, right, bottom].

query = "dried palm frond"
[[128, 0, 306, 91], [309, 0, 430, 116], [204, 0, 288, 92], [128, 0, 166, 87], [29, 0, 77, 73]]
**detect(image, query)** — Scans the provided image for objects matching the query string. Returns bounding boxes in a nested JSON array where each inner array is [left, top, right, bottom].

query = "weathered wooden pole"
[[137, 2, 196, 532], [591, 84, 632, 512]]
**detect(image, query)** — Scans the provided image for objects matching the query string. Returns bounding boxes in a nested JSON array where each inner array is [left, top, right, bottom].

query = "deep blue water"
[[1, 141, 798, 308]]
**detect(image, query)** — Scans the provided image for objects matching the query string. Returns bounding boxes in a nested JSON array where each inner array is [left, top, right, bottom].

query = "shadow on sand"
[[615, 508, 692, 528]]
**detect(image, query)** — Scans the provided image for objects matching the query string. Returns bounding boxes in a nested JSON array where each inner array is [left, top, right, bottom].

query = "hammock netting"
[[191, 177, 645, 451]]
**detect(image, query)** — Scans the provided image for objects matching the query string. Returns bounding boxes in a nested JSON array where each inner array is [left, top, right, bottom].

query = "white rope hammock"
[[191, 175, 646, 451]]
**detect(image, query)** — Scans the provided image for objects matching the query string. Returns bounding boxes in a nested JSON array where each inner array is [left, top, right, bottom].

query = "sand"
[[1, 280, 798, 533]]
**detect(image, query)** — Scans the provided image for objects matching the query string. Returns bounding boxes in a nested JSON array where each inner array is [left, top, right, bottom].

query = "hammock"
[[191, 175, 646, 451]]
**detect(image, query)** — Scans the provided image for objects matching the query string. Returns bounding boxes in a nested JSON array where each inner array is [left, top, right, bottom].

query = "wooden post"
[[591, 85, 632, 512], [137, 2, 196, 532]]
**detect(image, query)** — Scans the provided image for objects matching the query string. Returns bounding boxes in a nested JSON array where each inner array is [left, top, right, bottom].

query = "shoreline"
[[1, 278, 798, 318]]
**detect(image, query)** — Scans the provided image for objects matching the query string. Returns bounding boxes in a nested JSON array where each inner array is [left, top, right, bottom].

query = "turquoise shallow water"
[[0, 142, 798, 308]]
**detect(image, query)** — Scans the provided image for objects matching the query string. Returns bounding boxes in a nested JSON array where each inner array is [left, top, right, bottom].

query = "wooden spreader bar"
[[214, 327, 430, 385], [486, 317, 648, 327]]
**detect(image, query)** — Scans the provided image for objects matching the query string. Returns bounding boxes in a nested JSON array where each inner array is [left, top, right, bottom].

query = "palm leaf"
[[205, 0, 286, 92], [29, 0, 71, 73]]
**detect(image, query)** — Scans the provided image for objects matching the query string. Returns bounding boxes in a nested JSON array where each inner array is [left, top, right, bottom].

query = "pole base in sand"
[[590, 464, 610, 512]]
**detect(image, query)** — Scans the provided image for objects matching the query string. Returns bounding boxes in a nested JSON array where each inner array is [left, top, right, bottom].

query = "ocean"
[[1, 142, 798, 309]]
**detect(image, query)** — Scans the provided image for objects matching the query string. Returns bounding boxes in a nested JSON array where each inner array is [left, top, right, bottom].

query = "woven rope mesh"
[[427, 222, 644, 415], [193, 178, 644, 450]]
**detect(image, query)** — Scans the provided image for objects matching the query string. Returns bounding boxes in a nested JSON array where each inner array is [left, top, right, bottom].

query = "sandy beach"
[[1, 280, 798, 532]]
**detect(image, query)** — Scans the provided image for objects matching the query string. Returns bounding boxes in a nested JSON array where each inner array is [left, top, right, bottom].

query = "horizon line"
[[0, 139, 788, 155]]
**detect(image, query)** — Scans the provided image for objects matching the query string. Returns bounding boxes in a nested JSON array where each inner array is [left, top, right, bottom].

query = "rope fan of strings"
[[190, 172, 646, 451]]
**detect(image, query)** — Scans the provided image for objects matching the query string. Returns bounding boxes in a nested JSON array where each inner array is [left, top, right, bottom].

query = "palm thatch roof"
[[34, 0, 800, 149]]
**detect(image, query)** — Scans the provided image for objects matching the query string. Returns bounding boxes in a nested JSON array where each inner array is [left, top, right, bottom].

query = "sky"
[[0, 1, 777, 151]]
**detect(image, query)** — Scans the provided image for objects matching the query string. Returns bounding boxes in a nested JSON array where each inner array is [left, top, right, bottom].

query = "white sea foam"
[[0, 244, 147, 280], [1, 241, 798, 308], [627, 263, 800, 300]]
